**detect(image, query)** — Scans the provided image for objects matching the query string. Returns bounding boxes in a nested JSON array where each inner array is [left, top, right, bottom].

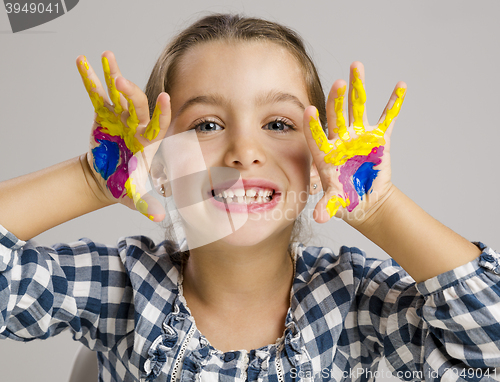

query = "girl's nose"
[[223, 134, 266, 169]]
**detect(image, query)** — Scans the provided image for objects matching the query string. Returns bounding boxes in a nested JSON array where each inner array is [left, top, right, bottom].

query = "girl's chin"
[[178, 200, 304, 249], [202, 217, 296, 248]]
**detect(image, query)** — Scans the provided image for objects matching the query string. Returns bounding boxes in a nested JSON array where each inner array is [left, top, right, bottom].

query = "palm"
[[76, 52, 168, 221], [305, 63, 406, 224]]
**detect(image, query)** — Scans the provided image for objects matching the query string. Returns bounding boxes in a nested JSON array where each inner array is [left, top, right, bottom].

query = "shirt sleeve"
[[0, 224, 135, 352], [353, 242, 500, 381]]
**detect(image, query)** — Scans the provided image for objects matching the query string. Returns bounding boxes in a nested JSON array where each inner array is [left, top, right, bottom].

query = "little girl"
[[1, 13, 499, 382]]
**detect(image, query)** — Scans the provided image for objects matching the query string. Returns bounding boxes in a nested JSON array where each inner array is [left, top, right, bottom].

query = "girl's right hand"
[[76, 51, 170, 221]]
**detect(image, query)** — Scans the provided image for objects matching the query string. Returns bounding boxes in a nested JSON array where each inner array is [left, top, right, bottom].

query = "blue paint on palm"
[[353, 162, 379, 199], [92, 140, 120, 180]]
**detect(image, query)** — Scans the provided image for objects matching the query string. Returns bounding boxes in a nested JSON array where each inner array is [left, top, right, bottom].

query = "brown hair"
[[147, 13, 321, 249], [145, 13, 327, 128]]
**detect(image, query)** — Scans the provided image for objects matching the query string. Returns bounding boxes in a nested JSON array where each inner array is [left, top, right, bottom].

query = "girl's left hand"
[[304, 62, 406, 226]]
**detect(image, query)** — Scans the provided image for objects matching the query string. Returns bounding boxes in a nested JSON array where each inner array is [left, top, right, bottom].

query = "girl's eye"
[[264, 119, 295, 133], [194, 121, 223, 133]]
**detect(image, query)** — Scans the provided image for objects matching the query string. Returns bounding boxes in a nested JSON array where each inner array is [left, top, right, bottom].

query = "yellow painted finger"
[[79, 57, 143, 154], [78, 57, 106, 114], [333, 85, 350, 141], [122, 93, 140, 132], [374, 87, 406, 137], [125, 177, 154, 220], [144, 101, 162, 141], [78, 57, 119, 127], [351, 68, 366, 135], [326, 195, 349, 217], [309, 109, 334, 154], [102, 56, 124, 115]]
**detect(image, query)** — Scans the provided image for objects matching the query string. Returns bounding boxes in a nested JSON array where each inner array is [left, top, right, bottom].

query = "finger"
[[313, 190, 349, 223], [326, 79, 350, 143], [375, 81, 407, 138], [125, 165, 166, 222], [115, 75, 150, 129], [101, 51, 128, 114], [303, 105, 335, 163], [76, 55, 111, 112], [143, 93, 171, 142], [348, 62, 368, 135]]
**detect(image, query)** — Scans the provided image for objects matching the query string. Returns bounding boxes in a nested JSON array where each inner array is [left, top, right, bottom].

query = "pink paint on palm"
[[93, 127, 136, 199], [339, 146, 384, 211]]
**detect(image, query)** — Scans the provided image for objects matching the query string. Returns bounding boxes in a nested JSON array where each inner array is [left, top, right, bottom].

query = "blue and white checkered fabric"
[[1, 223, 500, 382]]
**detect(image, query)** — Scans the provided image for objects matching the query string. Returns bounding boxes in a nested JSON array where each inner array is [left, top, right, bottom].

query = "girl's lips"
[[205, 178, 282, 213], [207, 178, 281, 196], [207, 191, 281, 213], [205, 178, 281, 199]]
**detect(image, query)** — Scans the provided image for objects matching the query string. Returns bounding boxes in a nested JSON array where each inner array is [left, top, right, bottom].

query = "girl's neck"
[[182, 229, 295, 311]]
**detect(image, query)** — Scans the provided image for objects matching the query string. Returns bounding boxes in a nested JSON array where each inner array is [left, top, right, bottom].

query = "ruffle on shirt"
[[143, 301, 189, 382], [143, 295, 313, 382], [142, 242, 313, 382]]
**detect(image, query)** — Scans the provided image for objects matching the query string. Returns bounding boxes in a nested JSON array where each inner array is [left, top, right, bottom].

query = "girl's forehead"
[[171, 40, 308, 100]]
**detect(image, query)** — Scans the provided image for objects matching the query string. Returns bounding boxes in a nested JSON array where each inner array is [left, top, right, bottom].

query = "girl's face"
[[163, 40, 314, 247]]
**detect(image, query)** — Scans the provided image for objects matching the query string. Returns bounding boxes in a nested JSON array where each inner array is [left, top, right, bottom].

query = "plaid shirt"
[[1, 224, 500, 382]]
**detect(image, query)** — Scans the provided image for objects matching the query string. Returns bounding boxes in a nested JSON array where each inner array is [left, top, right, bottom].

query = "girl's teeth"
[[234, 189, 245, 197], [212, 188, 275, 204], [246, 189, 257, 197]]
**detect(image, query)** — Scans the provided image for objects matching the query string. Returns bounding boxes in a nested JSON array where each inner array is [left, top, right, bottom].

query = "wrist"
[[347, 183, 398, 232], [79, 153, 115, 208]]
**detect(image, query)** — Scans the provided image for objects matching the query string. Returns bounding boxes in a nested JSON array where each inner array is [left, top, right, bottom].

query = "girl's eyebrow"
[[175, 90, 306, 118]]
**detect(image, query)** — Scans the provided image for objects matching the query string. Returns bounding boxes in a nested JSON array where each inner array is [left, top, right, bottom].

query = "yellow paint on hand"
[[124, 178, 153, 219], [333, 85, 350, 141], [324, 132, 385, 166], [102, 57, 123, 115], [321, 80, 404, 167], [351, 68, 366, 135], [78, 57, 144, 154], [309, 110, 334, 154], [144, 101, 162, 141], [326, 195, 349, 217], [122, 93, 140, 131], [374, 87, 406, 137]]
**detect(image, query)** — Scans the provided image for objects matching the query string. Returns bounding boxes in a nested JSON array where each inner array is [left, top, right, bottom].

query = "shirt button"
[[224, 352, 236, 362]]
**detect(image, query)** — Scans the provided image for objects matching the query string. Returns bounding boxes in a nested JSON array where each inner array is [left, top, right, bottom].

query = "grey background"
[[1, 0, 499, 381]]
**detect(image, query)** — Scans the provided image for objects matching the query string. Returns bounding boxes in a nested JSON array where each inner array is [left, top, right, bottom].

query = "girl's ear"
[[150, 160, 172, 197], [309, 162, 322, 195]]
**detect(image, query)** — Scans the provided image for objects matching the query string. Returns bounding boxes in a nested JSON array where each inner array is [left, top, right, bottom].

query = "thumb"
[[126, 147, 166, 222]]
